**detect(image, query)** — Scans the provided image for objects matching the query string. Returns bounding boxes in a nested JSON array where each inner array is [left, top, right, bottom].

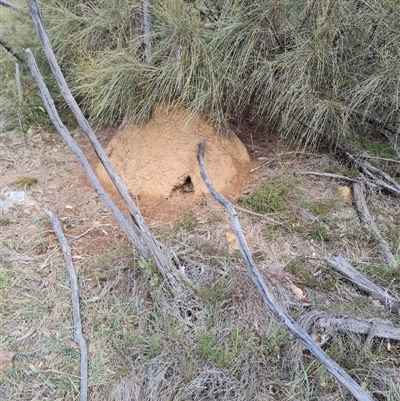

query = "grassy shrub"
[[36, 0, 400, 147]]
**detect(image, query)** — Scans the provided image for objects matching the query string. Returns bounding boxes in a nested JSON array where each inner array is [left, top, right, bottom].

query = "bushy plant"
[[3, 0, 399, 147]]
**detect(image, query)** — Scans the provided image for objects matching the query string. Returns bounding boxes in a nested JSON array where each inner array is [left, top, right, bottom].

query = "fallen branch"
[[315, 315, 400, 342], [197, 140, 373, 401], [25, 49, 185, 297], [303, 122, 400, 196], [27, 0, 188, 297], [352, 182, 397, 267], [361, 155, 400, 165], [333, 140, 400, 196], [64, 224, 111, 240], [301, 310, 400, 348], [251, 151, 321, 172], [326, 254, 398, 313], [45, 209, 88, 401]]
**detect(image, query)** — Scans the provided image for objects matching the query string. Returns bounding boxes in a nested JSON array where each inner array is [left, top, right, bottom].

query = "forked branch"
[[326, 254, 398, 313]]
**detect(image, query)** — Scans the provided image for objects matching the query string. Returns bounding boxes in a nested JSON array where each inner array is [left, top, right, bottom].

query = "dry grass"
[[11, 175, 38, 188], [1, 124, 399, 400]]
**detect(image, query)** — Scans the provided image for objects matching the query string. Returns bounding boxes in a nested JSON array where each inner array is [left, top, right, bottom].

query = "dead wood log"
[[301, 310, 400, 349], [352, 182, 397, 267], [326, 254, 398, 313], [45, 209, 88, 401], [315, 315, 400, 342], [25, 49, 185, 297], [197, 140, 373, 401], [27, 0, 188, 297]]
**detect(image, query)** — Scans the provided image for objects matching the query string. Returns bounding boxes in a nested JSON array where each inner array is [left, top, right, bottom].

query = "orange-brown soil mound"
[[96, 105, 252, 202]]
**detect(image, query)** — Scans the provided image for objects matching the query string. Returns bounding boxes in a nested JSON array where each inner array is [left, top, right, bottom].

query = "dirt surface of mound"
[[95, 105, 252, 201]]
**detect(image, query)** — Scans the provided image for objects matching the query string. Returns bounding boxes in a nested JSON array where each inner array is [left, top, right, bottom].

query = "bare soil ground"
[[1, 116, 399, 400]]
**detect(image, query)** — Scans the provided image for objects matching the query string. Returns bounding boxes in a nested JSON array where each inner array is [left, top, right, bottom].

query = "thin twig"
[[235, 206, 286, 227], [64, 224, 111, 240], [45, 209, 88, 401], [360, 155, 400, 165], [298, 171, 358, 182], [197, 140, 373, 401], [251, 151, 321, 172]]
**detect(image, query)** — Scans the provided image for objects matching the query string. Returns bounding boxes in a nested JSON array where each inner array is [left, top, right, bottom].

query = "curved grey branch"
[[197, 140, 374, 401]]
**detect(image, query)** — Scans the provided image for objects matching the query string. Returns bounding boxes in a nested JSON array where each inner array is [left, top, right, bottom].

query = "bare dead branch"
[[197, 140, 373, 401], [26, 0, 188, 297], [323, 130, 400, 196], [315, 315, 400, 342], [352, 182, 397, 267], [361, 155, 400, 165], [45, 209, 88, 401], [326, 254, 398, 313], [26, 48, 187, 297]]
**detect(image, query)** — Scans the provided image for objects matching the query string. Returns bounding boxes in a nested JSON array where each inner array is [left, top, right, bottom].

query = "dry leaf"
[[225, 231, 239, 250], [338, 186, 350, 199], [0, 350, 15, 375], [290, 283, 308, 303]]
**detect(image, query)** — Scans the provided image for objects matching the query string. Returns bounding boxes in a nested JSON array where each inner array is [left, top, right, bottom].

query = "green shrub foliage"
[[40, 0, 400, 145]]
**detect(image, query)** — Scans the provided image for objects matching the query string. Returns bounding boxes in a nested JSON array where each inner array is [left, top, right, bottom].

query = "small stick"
[[251, 151, 321, 172], [352, 182, 397, 267], [235, 206, 286, 227], [65, 224, 110, 240], [197, 140, 373, 401], [45, 209, 88, 401], [15, 63, 23, 102], [298, 171, 357, 182], [326, 254, 398, 313], [360, 155, 400, 164]]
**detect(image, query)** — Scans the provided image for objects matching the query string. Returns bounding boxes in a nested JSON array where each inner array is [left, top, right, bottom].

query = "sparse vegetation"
[[237, 175, 293, 216], [11, 174, 38, 188]]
